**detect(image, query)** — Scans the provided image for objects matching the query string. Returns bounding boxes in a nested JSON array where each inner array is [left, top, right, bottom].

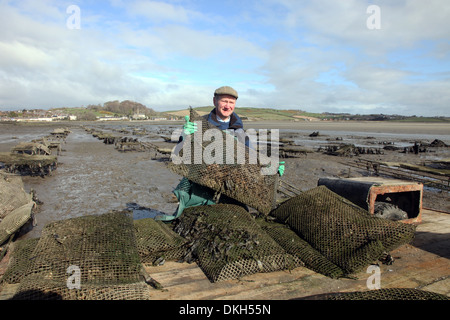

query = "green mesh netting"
[[168, 108, 278, 215], [173, 204, 301, 282], [134, 218, 187, 265], [326, 288, 449, 300], [10, 211, 152, 300], [270, 186, 416, 276]]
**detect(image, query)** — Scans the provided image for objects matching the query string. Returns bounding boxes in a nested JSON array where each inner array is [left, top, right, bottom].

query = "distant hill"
[[50, 100, 162, 120], [163, 106, 450, 122], [38, 103, 449, 122], [165, 106, 324, 121]]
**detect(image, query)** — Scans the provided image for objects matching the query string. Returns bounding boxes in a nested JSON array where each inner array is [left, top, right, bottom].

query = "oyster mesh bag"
[[270, 186, 416, 276], [174, 204, 301, 282], [0, 172, 33, 219], [0, 202, 34, 245], [0, 172, 35, 246], [0, 153, 57, 176], [256, 219, 344, 278], [134, 218, 187, 264], [327, 288, 449, 300], [11, 211, 151, 300], [1, 238, 39, 284], [168, 108, 278, 215]]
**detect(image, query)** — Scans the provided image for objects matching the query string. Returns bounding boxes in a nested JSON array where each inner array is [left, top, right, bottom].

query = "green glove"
[[183, 115, 197, 135], [278, 161, 285, 176]]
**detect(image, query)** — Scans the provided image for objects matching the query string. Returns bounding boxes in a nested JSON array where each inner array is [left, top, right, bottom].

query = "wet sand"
[[0, 120, 449, 240], [248, 120, 450, 136], [0, 122, 181, 238]]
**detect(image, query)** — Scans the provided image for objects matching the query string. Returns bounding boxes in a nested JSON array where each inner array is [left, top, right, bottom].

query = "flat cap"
[[214, 86, 238, 99]]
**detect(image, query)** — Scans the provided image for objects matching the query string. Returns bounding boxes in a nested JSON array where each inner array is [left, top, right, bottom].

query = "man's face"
[[213, 94, 236, 120]]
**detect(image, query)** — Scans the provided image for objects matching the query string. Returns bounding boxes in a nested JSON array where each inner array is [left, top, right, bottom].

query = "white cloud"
[[276, 0, 450, 51], [247, 0, 450, 115], [126, 1, 192, 24], [0, 41, 52, 70], [0, 0, 448, 116]]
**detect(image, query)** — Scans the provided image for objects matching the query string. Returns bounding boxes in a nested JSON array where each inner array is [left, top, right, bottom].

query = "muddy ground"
[[0, 120, 449, 240]]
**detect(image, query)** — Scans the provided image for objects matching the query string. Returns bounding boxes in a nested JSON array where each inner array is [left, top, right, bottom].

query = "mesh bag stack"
[[270, 186, 416, 276], [173, 204, 301, 282], [9, 211, 152, 300], [134, 218, 188, 265], [326, 288, 449, 300], [168, 108, 278, 215], [0, 153, 58, 176]]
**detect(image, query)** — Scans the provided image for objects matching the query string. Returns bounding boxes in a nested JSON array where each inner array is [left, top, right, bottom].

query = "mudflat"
[[244, 121, 450, 137], [248, 120, 450, 136], [0, 120, 448, 240]]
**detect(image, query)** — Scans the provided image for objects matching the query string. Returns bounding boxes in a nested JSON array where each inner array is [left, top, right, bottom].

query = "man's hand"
[[183, 115, 197, 135], [278, 161, 285, 176]]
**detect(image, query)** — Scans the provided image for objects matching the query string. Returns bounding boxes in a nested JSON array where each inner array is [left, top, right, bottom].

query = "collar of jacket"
[[206, 108, 243, 130]]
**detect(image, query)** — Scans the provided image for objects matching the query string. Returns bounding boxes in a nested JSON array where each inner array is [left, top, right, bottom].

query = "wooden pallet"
[[1, 209, 448, 300], [141, 208, 449, 300]]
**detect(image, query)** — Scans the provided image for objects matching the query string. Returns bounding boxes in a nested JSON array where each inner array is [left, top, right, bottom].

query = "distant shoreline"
[[1, 119, 449, 136], [242, 120, 450, 135]]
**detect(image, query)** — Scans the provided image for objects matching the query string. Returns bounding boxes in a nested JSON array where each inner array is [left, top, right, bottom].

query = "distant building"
[[97, 116, 129, 121], [52, 115, 67, 120], [131, 113, 147, 120], [131, 107, 147, 120], [16, 117, 54, 122]]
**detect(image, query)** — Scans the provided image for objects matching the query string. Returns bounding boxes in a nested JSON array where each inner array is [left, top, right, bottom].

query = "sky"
[[0, 0, 449, 116]]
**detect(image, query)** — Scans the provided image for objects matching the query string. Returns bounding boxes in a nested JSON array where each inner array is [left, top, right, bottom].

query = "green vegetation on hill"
[[193, 106, 305, 120], [5, 103, 448, 122], [50, 101, 162, 120], [166, 106, 450, 122]]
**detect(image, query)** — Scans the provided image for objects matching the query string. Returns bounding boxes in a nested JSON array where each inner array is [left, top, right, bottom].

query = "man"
[[182, 85, 244, 134], [155, 86, 284, 221], [182, 86, 249, 148], [206, 86, 243, 130]]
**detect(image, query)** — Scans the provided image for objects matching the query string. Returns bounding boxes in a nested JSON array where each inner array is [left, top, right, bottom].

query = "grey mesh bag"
[[168, 108, 279, 215], [326, 288, 449, 300], [11, 211, 152, 300], [174, 204, 301, 282], [270, 186, 416, 276]]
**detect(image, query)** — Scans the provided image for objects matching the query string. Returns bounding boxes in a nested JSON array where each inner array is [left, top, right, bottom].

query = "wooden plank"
[[400, 163, 450, 177], [0, 284, 19, 300], [421, 278, 450, 296]]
